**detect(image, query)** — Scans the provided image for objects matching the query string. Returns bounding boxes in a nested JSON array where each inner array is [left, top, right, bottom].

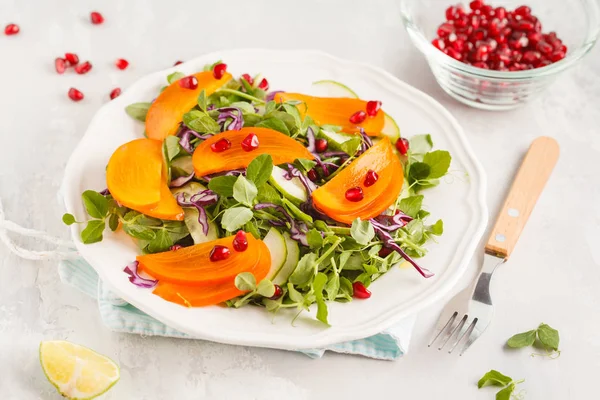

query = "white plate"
[[62, 49, 488, 350]]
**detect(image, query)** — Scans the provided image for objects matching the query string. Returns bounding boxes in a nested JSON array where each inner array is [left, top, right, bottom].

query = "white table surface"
[[1, 0, 599, 399]]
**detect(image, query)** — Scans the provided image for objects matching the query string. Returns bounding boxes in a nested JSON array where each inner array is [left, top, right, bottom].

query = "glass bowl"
[[400, 0, 600, 110]]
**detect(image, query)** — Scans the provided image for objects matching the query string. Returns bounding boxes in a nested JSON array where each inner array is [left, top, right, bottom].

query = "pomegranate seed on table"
[[179, 75, 198, 90], [68, 88, 84, 102], [75, 61, 92, 74], [395, 137, 409, 155], [65, 53, 79, 66], [4, 23, 19, 35], [258, 78, 269, 90], [363, 170, 379, 187], [307, 169, 318, 182], [315, 138, 328, 153], [352, 282, 371, 299], [109, 88, 122, 100], [209, 245, 231, 262], [115, 58, 129, 70], [349, 110, 367, 124], [345, 187, 364, 202], [269, 285, 283, 300], [212, 63, 227, 79], [90, 11, 104, 24], [365, 100, 382, 117], [232, 231, 248, 252], [241, 133, 259, 152], [55, 58, 67, 74], [211, 138, 231, 153], [241, 73, 254, 85]]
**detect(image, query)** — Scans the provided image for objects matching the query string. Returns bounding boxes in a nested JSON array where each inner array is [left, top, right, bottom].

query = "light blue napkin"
[[58, 258, 416, 360]]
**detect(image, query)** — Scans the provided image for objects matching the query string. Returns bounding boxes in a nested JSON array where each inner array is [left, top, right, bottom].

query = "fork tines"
[[428, 312, 479, 355]]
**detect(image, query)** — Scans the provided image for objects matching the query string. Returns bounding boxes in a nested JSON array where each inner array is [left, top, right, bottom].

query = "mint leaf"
[[398, 195, 423, 218], [477, 370, 513, 389], [256, 118, 290, 135], [256, 279, 275, 297], [81, 220, 105, 244], [409, 134, 433, 155], [82, 190, 109, 219], [125, 102, 151, 122], [163, 135, 181, 162], [507, 329, 537, 348], [246, 154, 273, 187], [537, 323, 560, 351], [207, 175, 237, 197], [306, 228, 324, 250], [423, 150, 451, 179], [62, 213, 76, 226], [495, 383, 516, 400], [167, 71, 185, 84], [182, 110, 220, 134], [256, 183, 282, 205], [313, 272, 329, 325], [289, 253, 317, 286], [235, 272, 256, 291], [197, 90, 207, 112], [146, 229, 173, 253], [233, 175, 258, 206], [221, 207, 253, 232], [350, 218, 375, 245]]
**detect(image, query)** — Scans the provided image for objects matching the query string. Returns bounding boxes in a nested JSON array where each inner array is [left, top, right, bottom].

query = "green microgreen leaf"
[[256, 279, 276, 297], [423, 150, 451, 179], [235, 272, 256, 292], [207, 175, 238, 197], [313, 272, 329, 325], [62, 213, 76, 226], [350, 218, 375, 245], [289, 253, 317, 286], [221, 207, 253, 232], [507, 330, 537, 349], [182, 110, 220, 134], [80, 220, 105, 244], [232, 175, 258, 207], [537, 323, 560, 351], [306, 228, 324, 250], [146, 229, 173, 253], [125, 102, 151, 122], [81, 190, 109, 219], [398, 195, 423, 218], [167, 71, 185, 84], [477, 370, 513, 389], [246, 154, 273, 187], [197, 89, 208, 112], [256, 118, 290, 135]]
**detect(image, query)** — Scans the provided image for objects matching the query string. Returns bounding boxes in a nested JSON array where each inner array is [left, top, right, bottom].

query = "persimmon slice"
[[274, 92, 385, 136], [145, 71, 232, 140], [311, 138, 404, 224], [193, 127, 314, 177], [138, 183, 185, 221]]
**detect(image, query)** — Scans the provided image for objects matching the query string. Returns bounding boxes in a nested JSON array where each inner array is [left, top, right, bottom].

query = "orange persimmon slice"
[[145, 71, 233, 141], [192, 127, 314, 177], [151, 246, 272, 307], [138, 183, 185, 221], [137, 234, 270, 286], [274, 92, 385, 136], [106, 138, 163, 210], [311, 138, 403, 224]]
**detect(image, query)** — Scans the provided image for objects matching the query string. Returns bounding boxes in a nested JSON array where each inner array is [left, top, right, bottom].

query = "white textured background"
[[1, 0, 599, 399]]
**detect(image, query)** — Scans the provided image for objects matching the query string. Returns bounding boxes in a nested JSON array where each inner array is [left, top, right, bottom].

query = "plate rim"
[[62, 48, 488, 350]]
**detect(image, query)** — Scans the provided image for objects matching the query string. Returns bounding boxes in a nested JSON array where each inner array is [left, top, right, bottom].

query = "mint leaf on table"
[[306, 228, 324, 250], [246, 154, 273, 187], [423, 150, 451, 179], [182, 110, 220, 134], [235, 272, 256, 291], [256, 279, 275, 298], [537, 323, 560, 351], [62, 213, 76, 226], [125, 102, 151, 122], [167, 71, 185, 84], [221, 207, 253, 232], [289, 253, 317, 286], [507, 329, 537, 349], [82, 190, 109, 219], [256, 117, 290, 135], [350, 218, 375, 245], [233, 175, 258, 207], [398, 195, 423, 218], [80, 220, 106, 244], [208, 175, 238, 197], [313, 272, 329, 325]]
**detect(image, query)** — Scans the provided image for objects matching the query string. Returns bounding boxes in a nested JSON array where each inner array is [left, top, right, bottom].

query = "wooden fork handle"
[[484, 137, 559, 259]]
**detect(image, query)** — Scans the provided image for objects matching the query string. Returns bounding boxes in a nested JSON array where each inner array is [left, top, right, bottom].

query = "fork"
[[429, 137, 559, 355]]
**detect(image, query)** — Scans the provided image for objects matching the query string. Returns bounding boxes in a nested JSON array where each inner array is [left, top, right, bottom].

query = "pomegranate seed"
[[209, 245, 231, 262], [474, 45, 490, 62], [170, 244, 183, 251], [469, 0, 483, 10], [364, 170, 379, 187], [471, 28, 487, 41], [495, 7, 507, 19], [258, 78, 269, 90], [488, 18, 502, 36], [365, 100, 382, 117], [516, 20, 535, 31], [173, 60, 183, 66], [115, 58, 129, 70], [90, 11, 104, 24], [522, 50, 541, 64], [378, 247, 393, 258], [232, 231, 248, 252], [472, 61, 489, 69], [179, 75, 198, 90], [241, 73, 254, 85], [470, 15, 481, 30], [455, 16, 469, 29], [514, 5, 531, 17], [345, 187, 364, 202], [64, 53, 79, 66], [437, 23, 454, 37], [432, 38, 446, 50], [307, 169, 318, 182], [560, 44, 568, 53], [550, 38, 563, 50], [213, 63, 227, 79], [74, 61, 92, 74], [482, 5, 494, 18], [55, 58, 67, 74], [4, 23, 19, 35], [68, 88, 84, 102], [241, 133, 259, 152], [500, 27, 512, 37], [496, 35, 507, 45], [451, 39, 466, 52], [536, 40, 553, 55], [445, 47, 463, 60], [109, 88, 122, 100], [512, 50, 523, 63], [527, 32, 542, 46], [352, 282, 371, 299], [395, 137, 409, 155], [509, 36, 529, 50], [210, 138, 231, 153], [549, 50, 566, 62], [269, 285, 283, 300], [495, 48, 512, 64], [315, 138, 328, 153], [349, 110, 367, 124], [537, 59, 552, 68]]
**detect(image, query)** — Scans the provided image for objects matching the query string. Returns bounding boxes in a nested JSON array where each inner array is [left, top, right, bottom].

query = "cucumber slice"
[[319, 129, 361, 155], [381, 112, 401, 140], [264, 228, 288, 280], [273, 232, 300, 285], [171, 182, 218, 244], [311, 80, 359, 98], [269, 166, 307, 204], [171, 155, 193, 175]]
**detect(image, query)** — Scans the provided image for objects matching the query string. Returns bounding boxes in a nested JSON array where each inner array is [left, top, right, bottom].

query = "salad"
[[63, 61, 451, 324]]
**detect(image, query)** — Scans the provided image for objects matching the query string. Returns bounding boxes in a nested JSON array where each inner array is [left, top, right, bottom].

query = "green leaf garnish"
[[125, 102, 151, 122], [477, 370, 523, 400], [306, 228, 324, 250], [167, 71, 185, 84], [208, 175, 238, 197], [82, 190, 109, 219], [232, 175, 258, 207], [313, 272, 329, 325], [289, 253, 317, 286], [256, 279, 275, 297], [507, 330, 537, 349], [537, 323, 560, 351], [350, 218, 375, 245], [246, 154, 273, 187], [81, 220, 105, 244], [235, 272, 256, 292], [182, 110, 220, 134], [507, 322, 560, 354], [62, 213, 76, 226], [221, 207, 253, 232]]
